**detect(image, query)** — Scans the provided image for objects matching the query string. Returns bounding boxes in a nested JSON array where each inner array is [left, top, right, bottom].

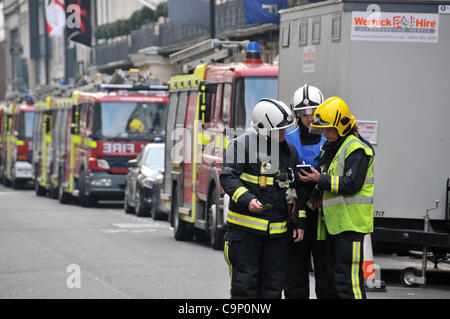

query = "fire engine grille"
[[100, 156, 135, 170]]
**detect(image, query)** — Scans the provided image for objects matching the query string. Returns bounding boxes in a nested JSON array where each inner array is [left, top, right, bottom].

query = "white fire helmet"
[[290, 84, 324, 116], [251, 99, 296, 136]]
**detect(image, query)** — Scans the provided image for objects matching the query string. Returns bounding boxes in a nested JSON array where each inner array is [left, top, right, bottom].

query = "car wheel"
[[135, 191, 149, 217], [58, 181, 71, 204], [35, 175, 46, 196]]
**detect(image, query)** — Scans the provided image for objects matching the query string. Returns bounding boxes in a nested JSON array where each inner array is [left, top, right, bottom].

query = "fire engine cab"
[[1, 100, 35, 188], [32, 94, 56, 196], [0, 104, 4, 177], [31, 85, 73, 198], [163, 40, 278, 249], [58, 71, 169, 206]]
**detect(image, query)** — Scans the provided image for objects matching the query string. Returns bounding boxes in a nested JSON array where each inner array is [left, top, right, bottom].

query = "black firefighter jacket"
[[220, 130, 301, 238]]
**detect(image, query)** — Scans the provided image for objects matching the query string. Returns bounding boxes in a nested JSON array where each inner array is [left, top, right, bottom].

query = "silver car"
[[124, 143, 167, 219]]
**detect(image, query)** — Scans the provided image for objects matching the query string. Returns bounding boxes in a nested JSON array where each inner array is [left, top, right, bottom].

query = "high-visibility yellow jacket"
[[317, 135, 374, 239]]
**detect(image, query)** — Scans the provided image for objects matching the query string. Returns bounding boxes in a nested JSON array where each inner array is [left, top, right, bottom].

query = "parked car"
[[124, 143, 167, 219]]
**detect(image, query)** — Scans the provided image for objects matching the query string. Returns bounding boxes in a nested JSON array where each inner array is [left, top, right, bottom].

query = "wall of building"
[[0, 0, 286, 95], [3, 0, 31, 94], [96, 0, 166, 26], [0, 1, 7, 99]]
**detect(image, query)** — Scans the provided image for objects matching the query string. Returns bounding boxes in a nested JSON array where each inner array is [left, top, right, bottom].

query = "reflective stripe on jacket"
[[220, 131, 299, 237]]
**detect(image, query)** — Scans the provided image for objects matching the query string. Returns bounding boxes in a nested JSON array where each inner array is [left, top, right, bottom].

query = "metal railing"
[[130, 0, 247, 54], [95, 38, 130, 66], [216, 0, 246, 32], [130, 23, 161, 52]]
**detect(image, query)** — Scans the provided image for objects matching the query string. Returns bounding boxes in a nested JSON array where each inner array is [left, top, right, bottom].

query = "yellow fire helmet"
[[129, 119, 145, 133], [310, 97, 355, 136]]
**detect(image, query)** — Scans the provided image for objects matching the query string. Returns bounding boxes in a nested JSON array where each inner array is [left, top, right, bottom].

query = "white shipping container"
[[278, 0, 450, 254]]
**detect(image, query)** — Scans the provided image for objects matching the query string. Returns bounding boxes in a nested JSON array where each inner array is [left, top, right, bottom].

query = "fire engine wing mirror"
[[45, 117, 51, 134], [70, 124, 77, 135], [198, 81, 216, 124], [127, 159, 139, 168]]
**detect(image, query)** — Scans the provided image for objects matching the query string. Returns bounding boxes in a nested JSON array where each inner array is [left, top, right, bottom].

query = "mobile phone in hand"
[[297, 164, 313, 174]]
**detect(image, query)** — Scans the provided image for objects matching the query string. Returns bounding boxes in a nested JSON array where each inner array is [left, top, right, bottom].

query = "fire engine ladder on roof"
[[100, 69, 168, 94], [33, 84, 72, 101], [169, 39, 249, 73]]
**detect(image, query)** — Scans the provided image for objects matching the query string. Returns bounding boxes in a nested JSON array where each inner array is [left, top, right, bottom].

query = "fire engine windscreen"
[[234, 77, 278, 129], [18, 112, 34, 139], [93, 102, 166, 141]]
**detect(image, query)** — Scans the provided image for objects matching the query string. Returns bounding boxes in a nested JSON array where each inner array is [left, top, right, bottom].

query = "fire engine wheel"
[[79, 169, 96, 207], [172, 188, 193, 241], [35, 181, 46, 196], [58, 184, 71, 204], [58, 174, 71, 204], [50, 185, 59, 199], [208, 187, 224, 251]]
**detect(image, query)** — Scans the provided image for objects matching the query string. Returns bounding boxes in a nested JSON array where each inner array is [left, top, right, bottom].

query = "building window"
[[312, 17, 321, 45], [332, 14, 342, 42], [298, 20, 308, 46], [281, 22, 290, 47]]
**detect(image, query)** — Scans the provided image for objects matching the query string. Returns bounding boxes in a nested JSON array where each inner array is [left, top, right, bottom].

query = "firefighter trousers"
[[326, 231, 367, 299], [284, 223, 338, 299], [224, 228, 287, 299]]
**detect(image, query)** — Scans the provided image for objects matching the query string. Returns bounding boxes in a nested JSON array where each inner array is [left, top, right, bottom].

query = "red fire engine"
[[32, 95, 56, 196], [1, 100, 35, 188], [0, 104, 4, 176], [58, 73, 168, 206], [163, 40, 278, 249]]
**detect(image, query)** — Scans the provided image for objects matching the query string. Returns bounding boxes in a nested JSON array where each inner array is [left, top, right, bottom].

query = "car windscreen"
[[143, 147, 164, 169]]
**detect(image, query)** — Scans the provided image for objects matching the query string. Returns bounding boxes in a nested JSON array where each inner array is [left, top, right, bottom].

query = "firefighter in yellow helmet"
[[129, 119, 145, 133], [298, 97, 375, 299]]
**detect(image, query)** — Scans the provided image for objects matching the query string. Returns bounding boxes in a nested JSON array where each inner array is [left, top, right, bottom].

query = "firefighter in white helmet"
[[284, 84, 338, 299], [220, 98, 303, 299]]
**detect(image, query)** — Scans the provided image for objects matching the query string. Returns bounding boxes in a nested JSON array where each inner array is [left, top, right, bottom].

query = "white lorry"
[[278, 0, 450, 284]]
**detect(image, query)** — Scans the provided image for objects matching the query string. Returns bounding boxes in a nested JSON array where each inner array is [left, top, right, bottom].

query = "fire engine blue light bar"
[[101, 84, 169, 92], [246, 42, 260, 53]]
